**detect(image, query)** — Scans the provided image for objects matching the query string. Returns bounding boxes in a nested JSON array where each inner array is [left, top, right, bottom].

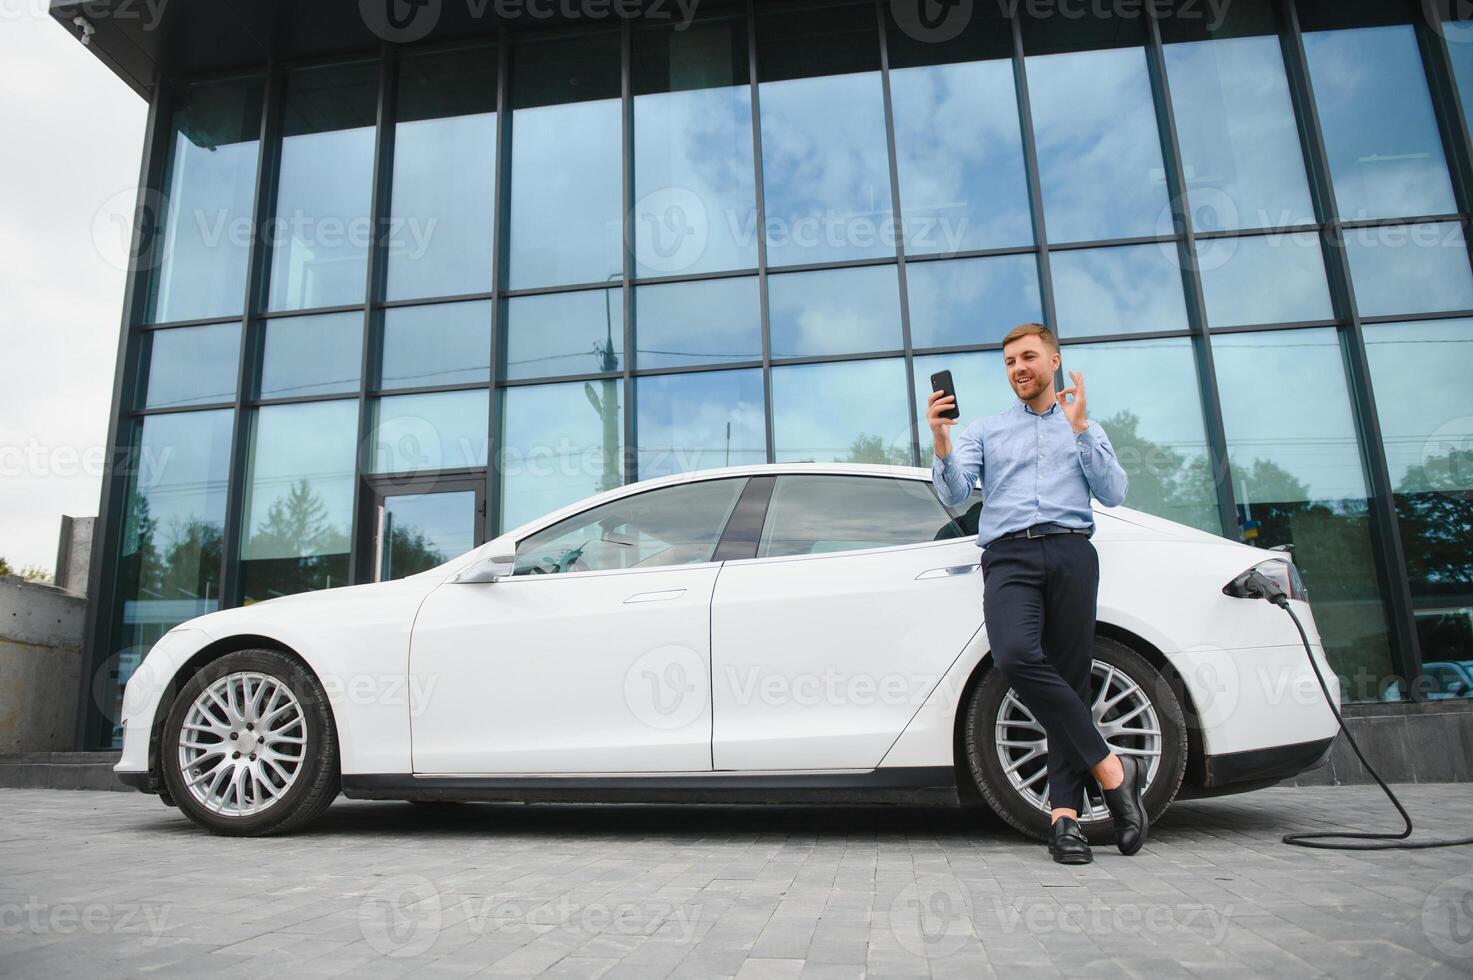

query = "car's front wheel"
[[964, 636, 1187, 844], [160, 648, 340, 836]]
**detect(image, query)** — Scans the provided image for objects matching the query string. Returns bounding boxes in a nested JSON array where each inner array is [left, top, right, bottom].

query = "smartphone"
[[930, 370, 960, 420]]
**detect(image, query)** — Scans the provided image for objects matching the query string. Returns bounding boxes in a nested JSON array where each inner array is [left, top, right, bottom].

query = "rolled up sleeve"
[[1075, 421, 1128, 507], [932, 423, 984, 508]]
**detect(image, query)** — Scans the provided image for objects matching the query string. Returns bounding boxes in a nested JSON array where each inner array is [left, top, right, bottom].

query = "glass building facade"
[[81, 0, 1473, 746]]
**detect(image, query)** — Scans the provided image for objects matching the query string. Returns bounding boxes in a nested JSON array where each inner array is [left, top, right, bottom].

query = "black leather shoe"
[[1048, 816, 1092, 865], [1102, 755, 1149, 856]]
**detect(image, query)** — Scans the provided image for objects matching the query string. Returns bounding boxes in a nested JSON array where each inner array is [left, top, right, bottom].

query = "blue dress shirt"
[[931, 399, 1129, 548]]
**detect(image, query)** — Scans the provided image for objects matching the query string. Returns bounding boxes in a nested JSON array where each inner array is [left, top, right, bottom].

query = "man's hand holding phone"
[[927, 388, 959, 460]]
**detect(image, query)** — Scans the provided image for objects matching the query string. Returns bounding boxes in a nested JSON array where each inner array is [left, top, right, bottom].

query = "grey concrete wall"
[[1288, 700, 1473, 786], [53, 515, 94, 596], [0, 576, 84, 753]]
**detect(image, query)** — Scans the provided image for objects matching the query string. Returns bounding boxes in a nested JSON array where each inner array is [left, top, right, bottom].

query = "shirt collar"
[[1016, 398, 1059, 418]]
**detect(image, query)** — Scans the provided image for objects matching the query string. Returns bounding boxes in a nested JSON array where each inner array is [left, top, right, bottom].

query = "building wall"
[[77, 0, 1473, 748], [0, 578, 84, 753]]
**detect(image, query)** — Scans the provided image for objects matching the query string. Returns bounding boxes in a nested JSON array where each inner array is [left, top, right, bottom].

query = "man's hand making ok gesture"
[[1056, 370, 1089, 435]]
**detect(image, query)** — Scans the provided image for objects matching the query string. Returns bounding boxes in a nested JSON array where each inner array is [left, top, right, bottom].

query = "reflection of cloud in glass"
[[1303, 25, 1457, 221], [1163, 35, 1316, 233], [504, 288, 623, 381], [636, 369, 766, 480], [499, 381, 623, 532], [911, 351, 1008, 459], [759, 72, 895, 266], [268, 127, 375, 311], [1365, 318, 1473, 490], [634, 277, 761, 369], [1026, 47, 1170, 244], [634, 86, 758, 277], [906, 254, 1042, 349], [771, 359, 910, 463], [890, 58, 1033, 253], [1198, 232, 1332, 328], [1051, 244, 1189, 338], [1344, 221, 1473, 318], [767, 265, 902, 357]]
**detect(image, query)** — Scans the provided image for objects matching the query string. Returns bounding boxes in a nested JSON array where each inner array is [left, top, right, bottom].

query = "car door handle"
[[624, 589, 686, 604], [915, 564, 980, 580]]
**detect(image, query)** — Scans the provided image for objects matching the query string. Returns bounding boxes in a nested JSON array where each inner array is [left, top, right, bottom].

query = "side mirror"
[[453, 554, 517, 584]]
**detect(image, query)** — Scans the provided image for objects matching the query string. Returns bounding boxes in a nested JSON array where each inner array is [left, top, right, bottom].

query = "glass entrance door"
[[364, 480, 484, 582]]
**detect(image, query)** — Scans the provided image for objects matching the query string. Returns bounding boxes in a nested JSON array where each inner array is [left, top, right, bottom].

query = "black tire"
[[963, 636, 1187, 844], [161, 648, 340, 837]]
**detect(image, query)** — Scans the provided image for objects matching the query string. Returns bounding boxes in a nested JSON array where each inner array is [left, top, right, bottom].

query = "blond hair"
[[1002, 321, 1059, 353]]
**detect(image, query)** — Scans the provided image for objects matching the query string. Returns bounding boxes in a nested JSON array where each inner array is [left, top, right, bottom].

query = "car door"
[[408, 477, 750, 774], [711, 474, 985, 771]]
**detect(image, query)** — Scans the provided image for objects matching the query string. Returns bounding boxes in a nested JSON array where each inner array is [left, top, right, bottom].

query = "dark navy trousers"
[[981, 532, 1111, 815]]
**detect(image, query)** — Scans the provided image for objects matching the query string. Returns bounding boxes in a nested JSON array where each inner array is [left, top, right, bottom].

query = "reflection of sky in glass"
[[144, 323, 239, 409], [382, 491, 477, 578], [1365, 318, 1473, 492], [1344, 221, 1473, 318], [503, 288, 623, 380], [130, 409, 233, 546], [1303, 26, 1456, 221], [259, 312, 362, 398], [387, 112, 497, 301], [911, 350, 1008, 460], [369, 389, 488, 474], [771, 358, 910, 464], [636, 369, 766, 479], [1446, 27, 1473, 135], [906, 254, 1042, 349], [499, 380, 623, 533], [1051, 244, 1189, 337], [242, 399, 358, 559], [634, 86, 757, 277], [1026, 47, 1170, 243], [1198, 232, 1332, 327], [150, 82, 259, 324], [509, 99, 623, 289], [759, 72, 895, 267], [890, 58, 1032, 253], [380, 301, 491, 389], [767, 265, 902, 357], [634, 277, 760, 369], [1163, 35, 1314, 232], [1213, 328, 1367, 501], [1058, 338, 1217, 532]]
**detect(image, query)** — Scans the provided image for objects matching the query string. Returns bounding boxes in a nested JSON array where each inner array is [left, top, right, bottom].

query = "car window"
[[513, 478, 746, 575], [756, 475, 971, 559]]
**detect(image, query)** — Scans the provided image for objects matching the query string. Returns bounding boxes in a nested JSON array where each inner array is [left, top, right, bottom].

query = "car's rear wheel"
[[964, 636, 1187, 844], [161, 648, 340, 836]]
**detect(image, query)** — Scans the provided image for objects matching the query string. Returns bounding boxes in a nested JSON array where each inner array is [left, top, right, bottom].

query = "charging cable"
[[1234, 568, 1473, 850]]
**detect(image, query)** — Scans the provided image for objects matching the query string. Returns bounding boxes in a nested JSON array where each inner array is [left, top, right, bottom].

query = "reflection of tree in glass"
[[1095, 410, 1218, 533], [1394, 448, 1473, 596], [842, 433, 911, 466], [385, 522, 448, 580], [249, 478, 350, 559], [123, 494, 223, 602]]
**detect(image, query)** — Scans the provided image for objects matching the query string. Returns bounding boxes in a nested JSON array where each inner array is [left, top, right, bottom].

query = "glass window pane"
[[503, 288, 622, 380], [771, 359, 911, 464], [386, 49, 498, 302], [368, 389, 488, 474], [906, 255, 1043, 349], [259, 312, 363, 398], [513, 478, 745, 575], [1445, 20, 1473, 126], [1364, 318, 1473, 674], [499, 379, 624, 532], [1344, 221, 1473, 318], [1026, 46, 1171, 243], [381, 491, 477, 580], [634, 277, 761, 370], [636, 369, 765, 479], [508, 35, 622, 289], [240, 399, 357, 602], [912, 350, 1011, 460], [266, 63, 378, 312], [141, 323, 240, 409], [1199, 231, 1333, 327], [380, 301, 491, 390], [1214, 328, 1393, 700], [103, 409, 233, 744], [757, 5, 894, 267], [767, 265, 902, 358], [146, 76, 262, 323], [1051, 244, 1189, 338], [758, 475, 959, 557], [1163, 35, 1315, 232], [1303, 25, 1457, 221], [632, 18, 757, 277], [1059, 338, 1219, 532], [889, 54, 1031, 253]]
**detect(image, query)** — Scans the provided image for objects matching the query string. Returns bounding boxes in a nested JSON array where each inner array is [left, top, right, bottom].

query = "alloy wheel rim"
[[993, 660, 1162, 823], [177, 671, 307, 817]]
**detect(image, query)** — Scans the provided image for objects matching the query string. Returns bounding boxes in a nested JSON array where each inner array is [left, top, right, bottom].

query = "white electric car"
[[115, 463, 1340, 839]]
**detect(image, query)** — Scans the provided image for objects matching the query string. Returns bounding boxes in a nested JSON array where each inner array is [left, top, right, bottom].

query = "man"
[[928, 322, 1146, 865]]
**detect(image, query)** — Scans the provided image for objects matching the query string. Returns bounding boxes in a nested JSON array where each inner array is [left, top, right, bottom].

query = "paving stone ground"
[[2, 784, 1472, 978]]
